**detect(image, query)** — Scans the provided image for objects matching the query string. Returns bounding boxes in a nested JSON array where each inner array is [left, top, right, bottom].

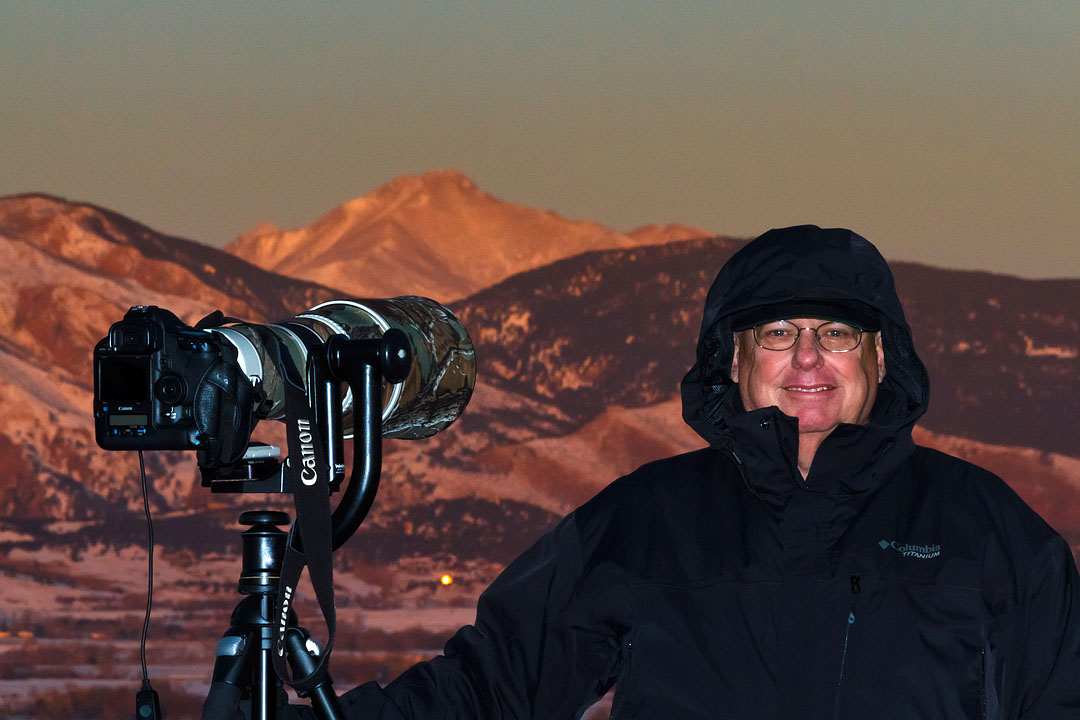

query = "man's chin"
[[796, 425, 839, 437], [786, 411, 842, 436]]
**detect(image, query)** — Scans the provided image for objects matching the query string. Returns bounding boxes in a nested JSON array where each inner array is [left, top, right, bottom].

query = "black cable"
[[139, 450, 153, 689], [135, 449, 163, 718]]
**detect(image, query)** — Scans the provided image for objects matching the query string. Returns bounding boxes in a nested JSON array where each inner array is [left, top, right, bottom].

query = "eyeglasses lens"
[[753, 320, 861, 352]]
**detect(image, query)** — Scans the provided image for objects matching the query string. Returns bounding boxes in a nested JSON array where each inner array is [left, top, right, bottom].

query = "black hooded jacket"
[[335, 226, 1080, 719]]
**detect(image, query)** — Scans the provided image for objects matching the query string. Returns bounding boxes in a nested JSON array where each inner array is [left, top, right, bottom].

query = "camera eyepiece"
[[153, 374, 186, 406]]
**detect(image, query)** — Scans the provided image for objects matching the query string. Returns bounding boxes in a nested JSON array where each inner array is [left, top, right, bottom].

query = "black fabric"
[[729, 298, 880, 331], [331, 225, 1080, 718]]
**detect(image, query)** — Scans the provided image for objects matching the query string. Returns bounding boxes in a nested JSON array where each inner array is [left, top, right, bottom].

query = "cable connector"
[[135, 686, 162, 719]]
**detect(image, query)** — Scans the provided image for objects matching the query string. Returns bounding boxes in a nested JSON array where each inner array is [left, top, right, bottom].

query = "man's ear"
[[730, 333, 741, 384], [876, 331, 886, 383]]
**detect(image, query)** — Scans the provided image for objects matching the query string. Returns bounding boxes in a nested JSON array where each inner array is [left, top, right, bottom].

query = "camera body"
[[94, 305, 251, 453]]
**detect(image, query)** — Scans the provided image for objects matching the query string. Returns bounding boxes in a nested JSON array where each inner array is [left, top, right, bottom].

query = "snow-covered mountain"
[[225, 170, 708, 302]]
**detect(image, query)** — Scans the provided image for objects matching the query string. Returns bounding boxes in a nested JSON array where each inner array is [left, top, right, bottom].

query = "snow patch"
[[1023, 335, 1078, 359]]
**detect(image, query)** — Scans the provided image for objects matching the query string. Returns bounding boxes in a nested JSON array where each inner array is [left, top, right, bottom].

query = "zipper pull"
[[847, 575, 861, 623], [834, 575, 862, 716]]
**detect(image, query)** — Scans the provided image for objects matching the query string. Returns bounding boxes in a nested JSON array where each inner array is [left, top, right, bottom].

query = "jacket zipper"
[[832, 574, 861, 720], [980, 647, 987, 720]]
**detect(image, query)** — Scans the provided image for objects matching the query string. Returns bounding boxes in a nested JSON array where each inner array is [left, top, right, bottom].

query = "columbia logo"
[[878, 539, 941, 559]]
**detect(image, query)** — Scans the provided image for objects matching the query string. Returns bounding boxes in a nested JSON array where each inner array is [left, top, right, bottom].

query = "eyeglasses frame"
[[750, 320, 866, 353]]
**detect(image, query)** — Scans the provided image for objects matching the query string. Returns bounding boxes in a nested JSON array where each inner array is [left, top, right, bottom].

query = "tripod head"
[[204, 510, 342, 720]]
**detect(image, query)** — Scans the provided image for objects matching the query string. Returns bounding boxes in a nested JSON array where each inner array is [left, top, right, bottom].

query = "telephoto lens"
[[211, 296, 475, 439]]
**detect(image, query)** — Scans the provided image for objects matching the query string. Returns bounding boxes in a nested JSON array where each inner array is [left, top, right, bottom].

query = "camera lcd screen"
[[99, 356, 152, 405]]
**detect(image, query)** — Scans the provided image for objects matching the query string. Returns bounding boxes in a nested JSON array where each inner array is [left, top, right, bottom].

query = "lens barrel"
[[211, 296, 475, 439]]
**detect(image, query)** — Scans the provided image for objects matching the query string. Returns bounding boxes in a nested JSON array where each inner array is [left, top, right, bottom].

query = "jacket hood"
[[681, 225, 930, 490]]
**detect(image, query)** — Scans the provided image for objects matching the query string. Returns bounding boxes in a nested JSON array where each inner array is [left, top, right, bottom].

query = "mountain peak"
[[228, 171, 632, 300], [377, 168, 479, 198], [414, 168, 477, 191], [226, 170, 703, 302], [626, 223, 710, 246], [337, 169, 483, 219]]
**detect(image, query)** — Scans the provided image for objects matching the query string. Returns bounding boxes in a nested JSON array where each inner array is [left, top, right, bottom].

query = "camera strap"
[[271, 356, 337, 694]]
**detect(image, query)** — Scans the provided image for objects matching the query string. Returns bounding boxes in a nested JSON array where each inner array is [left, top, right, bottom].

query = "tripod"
[[200, 510, 344, 720], [198, 330, 413, 720]]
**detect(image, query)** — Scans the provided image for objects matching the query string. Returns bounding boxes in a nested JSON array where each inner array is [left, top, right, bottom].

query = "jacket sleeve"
[[336, 508, 628, 719], [1006, 535, 1080, 718]]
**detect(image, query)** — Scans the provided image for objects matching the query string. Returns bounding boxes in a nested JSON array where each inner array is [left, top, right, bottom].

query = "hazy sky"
[[2, 2, 1077, 278]]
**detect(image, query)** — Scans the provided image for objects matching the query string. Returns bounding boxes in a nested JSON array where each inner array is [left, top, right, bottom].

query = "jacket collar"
[[718, 390, 916, 511]]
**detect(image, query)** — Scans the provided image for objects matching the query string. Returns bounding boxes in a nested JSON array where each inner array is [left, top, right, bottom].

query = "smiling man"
[[729, 313, 885, 477], [295, 226, 1080, 719]]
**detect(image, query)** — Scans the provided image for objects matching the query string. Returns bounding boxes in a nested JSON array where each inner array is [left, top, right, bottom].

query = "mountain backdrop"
[[0, 174, 1076, 718], [225, 169, 706, 302]]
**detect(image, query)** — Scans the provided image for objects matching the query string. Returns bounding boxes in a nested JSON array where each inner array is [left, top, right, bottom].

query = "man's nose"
[[791, 328, 825, 368]]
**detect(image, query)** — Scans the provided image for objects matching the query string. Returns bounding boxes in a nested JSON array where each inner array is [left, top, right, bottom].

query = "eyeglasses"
[[751, 320, 865, 353]]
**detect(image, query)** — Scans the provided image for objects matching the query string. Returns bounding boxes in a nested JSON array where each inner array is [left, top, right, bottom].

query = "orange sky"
[[1, 2, 1077, 278]]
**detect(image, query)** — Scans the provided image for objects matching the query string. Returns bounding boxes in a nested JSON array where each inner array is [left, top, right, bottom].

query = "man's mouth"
[[783, 385, 833, 393]]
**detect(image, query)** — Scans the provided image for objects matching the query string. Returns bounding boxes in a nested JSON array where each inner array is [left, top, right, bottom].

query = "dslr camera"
[[93, 305, 255, 463], [94, 298, 476, 475]]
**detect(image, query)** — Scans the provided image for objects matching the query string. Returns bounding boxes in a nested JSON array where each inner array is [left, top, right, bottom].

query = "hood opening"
[[681, 225, 930, 449]]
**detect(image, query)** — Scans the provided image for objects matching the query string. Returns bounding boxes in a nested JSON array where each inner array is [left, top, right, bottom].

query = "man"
[[318, 225, 1080, 718]]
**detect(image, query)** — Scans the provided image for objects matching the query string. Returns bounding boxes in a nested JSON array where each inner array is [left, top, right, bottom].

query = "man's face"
[[730, 318, 885, 436]]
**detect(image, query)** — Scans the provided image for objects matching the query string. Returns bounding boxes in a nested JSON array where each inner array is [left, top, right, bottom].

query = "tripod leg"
[[285, 629, 345, 720], [202, 595, 290, 720], [202, 630, 254, 720]]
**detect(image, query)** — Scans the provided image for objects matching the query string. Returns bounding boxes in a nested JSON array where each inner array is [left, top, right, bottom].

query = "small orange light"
[[440, 574, 453, 586]]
